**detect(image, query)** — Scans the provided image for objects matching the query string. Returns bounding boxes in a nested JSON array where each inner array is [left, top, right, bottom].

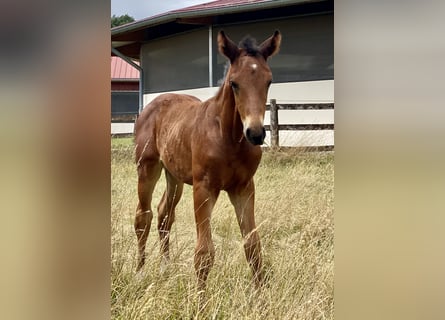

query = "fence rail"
[[266, 103, 334, 111], [264, 124, 334, 131], [111, 99, 335, 151], [111, 113, 138, 123], [268, 99, 334, 149]]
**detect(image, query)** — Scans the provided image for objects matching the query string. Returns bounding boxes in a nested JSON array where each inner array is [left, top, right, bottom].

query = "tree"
[[111, 14, 135, 28]]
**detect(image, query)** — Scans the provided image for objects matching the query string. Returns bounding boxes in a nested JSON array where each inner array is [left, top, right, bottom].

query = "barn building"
[[111, 56, 139, 120], [111, 0, 334, 147]]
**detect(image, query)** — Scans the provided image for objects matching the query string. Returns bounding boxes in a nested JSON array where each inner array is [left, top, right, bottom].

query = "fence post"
[[270, 99, 279, 148]]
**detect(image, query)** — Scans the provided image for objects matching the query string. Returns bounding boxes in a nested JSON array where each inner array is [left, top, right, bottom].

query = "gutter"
[[111, 47, 144, 114]]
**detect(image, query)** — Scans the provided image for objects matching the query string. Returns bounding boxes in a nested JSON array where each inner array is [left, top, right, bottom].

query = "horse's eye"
[[230, 81, 239, 91]]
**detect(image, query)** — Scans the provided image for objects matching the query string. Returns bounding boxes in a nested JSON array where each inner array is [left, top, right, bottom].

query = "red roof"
[[111, 56, 139, 80], [171, 0, 272, 14]]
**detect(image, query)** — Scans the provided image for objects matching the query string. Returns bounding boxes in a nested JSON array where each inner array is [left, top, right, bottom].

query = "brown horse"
[[134, 30, 281, 290]]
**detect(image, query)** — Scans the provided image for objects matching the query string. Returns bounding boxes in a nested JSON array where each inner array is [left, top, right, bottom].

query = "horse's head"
[[218, 30, 281, 145]]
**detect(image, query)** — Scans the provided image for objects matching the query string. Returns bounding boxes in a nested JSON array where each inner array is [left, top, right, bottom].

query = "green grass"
[[111, 137, 334, 319]]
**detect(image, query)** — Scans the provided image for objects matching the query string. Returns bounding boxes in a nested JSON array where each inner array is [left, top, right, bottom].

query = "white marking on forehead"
[[251, 63, 258, 70]]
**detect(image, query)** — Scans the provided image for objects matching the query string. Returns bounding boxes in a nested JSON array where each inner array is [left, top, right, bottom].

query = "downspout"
[[111, 47, 144, 115], [208, 25, 213, 87]]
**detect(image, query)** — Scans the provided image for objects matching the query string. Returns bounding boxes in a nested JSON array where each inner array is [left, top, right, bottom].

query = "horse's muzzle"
[[245, 126, 266, 145]]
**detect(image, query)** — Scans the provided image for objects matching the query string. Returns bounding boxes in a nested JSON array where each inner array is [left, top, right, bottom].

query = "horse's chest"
[[216, 152, 261, 189], [190, 131, 262, 189]]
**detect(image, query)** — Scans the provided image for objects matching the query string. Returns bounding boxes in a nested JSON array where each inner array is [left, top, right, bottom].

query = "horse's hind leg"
[[157, 170, 184, 265], [135, 159, 162, 271]]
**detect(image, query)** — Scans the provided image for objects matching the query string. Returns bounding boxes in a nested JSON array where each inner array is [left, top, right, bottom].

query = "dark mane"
[[239, 36, 260, 56]]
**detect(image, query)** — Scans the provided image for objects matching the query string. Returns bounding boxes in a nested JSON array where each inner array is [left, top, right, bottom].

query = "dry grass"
[[111, 137, 333, 319]]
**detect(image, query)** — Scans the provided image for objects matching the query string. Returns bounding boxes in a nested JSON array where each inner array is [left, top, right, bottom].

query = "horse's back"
[[134, 93, 201, 164]]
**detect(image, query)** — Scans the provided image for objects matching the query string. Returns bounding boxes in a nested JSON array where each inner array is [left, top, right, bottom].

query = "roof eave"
[[111, 15, 177, 36], [112, 78, 139, 82], [111, 0, 321, 38]]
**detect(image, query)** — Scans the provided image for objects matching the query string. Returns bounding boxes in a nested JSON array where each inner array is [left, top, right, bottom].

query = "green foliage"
[[111, 14, 135, 28]]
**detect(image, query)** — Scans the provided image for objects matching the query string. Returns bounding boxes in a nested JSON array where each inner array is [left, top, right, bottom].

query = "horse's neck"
[[213, 83, 243, 143]]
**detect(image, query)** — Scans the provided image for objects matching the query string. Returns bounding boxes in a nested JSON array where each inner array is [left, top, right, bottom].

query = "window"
[[213, 14, 333, 85], [111, 91, 138, 115], [141, 29, 209, 93]]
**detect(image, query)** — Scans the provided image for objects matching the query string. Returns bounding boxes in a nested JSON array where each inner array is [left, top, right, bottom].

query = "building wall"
[[140, 13, 333, 96], [111, 56, 140, 116], [142, 80, 334, 106], [134, 12, 334, 146], [111, 81, 139, 91]]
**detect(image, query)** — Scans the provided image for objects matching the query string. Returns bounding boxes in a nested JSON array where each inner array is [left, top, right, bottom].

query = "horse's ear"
[[259, 30, 281, 60], [218, 30, 239, 63]]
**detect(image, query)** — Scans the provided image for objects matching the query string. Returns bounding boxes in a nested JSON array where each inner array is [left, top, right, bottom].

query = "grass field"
[[111, 137, 334, 319]]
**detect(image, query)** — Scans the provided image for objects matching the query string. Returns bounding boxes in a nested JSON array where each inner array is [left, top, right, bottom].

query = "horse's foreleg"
[[228, 179, 263, 287], [157, 170, 184, 267], [193, 181, 219, 291], [135, 159, 162, 271]]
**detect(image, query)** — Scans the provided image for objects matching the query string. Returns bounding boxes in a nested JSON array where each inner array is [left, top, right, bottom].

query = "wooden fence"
[[265, 99, 334, 150], [111, 99, 335, 151]]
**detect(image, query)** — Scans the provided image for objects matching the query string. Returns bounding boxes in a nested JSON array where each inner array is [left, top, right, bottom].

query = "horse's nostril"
[[245, 126, 265, 145]]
